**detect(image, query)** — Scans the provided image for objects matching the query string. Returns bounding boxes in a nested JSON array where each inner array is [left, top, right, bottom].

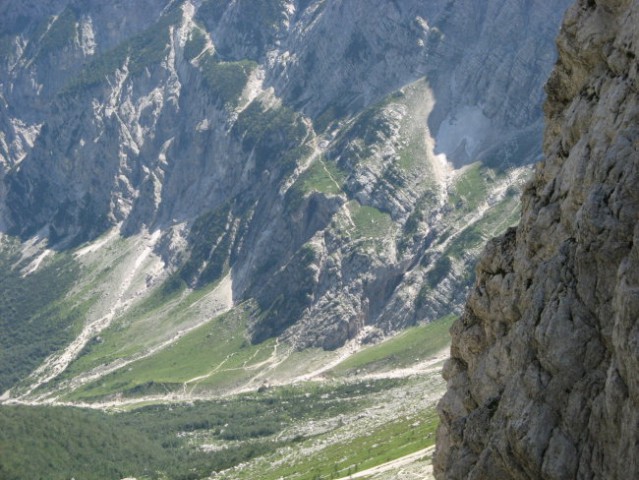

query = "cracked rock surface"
[[0, 0, 570, 349], [435, 0, 639, 479], [435, 0, 639, 478]]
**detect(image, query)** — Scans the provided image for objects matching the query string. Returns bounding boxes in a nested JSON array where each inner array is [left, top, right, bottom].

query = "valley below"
[[1, 307, 453, 480]]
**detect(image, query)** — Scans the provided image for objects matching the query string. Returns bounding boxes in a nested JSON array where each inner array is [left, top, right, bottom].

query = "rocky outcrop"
[[435, 0, 639, 478], [0, 0, 569, 351]]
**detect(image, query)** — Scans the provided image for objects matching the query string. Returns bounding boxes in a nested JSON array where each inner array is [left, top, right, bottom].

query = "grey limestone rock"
[[0, 0, 570, 349], [435, 0, 639, 478]]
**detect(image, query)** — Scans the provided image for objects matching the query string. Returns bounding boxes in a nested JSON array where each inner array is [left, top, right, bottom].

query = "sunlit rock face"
[[0, 0, 569, 349], [435, 0, 639, 478]]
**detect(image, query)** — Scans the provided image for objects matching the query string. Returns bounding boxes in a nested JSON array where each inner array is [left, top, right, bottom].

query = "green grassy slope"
[[66, 304, 276, 401], [0, 405, 164, 480], [0, 243, 82, 394], [330, 315, 455, 377], [1, 377, 435, 480]]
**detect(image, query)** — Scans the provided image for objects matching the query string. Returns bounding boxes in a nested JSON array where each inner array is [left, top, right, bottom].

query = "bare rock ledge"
[[435, 0, 639, 478]]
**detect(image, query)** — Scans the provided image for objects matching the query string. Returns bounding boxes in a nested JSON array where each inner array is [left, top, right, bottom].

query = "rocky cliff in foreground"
[[435, 0, 639, 478]]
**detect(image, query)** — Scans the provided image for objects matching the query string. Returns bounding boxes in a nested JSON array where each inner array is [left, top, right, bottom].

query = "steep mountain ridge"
[[435, 0, 639, 478], [0, 0, 569, 402]]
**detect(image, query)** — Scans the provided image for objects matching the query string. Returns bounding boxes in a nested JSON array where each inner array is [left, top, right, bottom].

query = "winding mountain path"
[[333, 446, 435, 480]]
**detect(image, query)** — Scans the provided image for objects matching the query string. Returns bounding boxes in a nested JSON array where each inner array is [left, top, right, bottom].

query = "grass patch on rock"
[[348, 201, 393, 239], [330, 314, 455, 377]]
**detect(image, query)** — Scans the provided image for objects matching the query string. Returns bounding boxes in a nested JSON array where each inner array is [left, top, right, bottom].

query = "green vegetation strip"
[[35, 7, 77, 60], [297, 157, 346, 195], [330, 314, 455, 377], [348, 201, 393, 239], [67, 305, 274, 402], [444, 191, 520, 260], [0, 405, 164, 480], [237, 406, 439, 480], [0, 379, 409, 480], [200, 54, 257, 107], [64, 6, 182, 93], [0, 243, 82, 394], [448, 163, 489, 212]]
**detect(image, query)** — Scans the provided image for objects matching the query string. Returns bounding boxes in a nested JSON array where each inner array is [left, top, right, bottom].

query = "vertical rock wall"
[[435, 0, 639, 478]]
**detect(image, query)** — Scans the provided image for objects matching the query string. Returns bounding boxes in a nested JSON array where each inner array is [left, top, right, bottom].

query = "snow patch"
[[151, 171, 164, 209], [435, 106, 493, 166]]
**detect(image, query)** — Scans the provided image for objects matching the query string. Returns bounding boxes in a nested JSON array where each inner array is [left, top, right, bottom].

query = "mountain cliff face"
[[0, 0, 570, 401], [435, 0, 639, 478]]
